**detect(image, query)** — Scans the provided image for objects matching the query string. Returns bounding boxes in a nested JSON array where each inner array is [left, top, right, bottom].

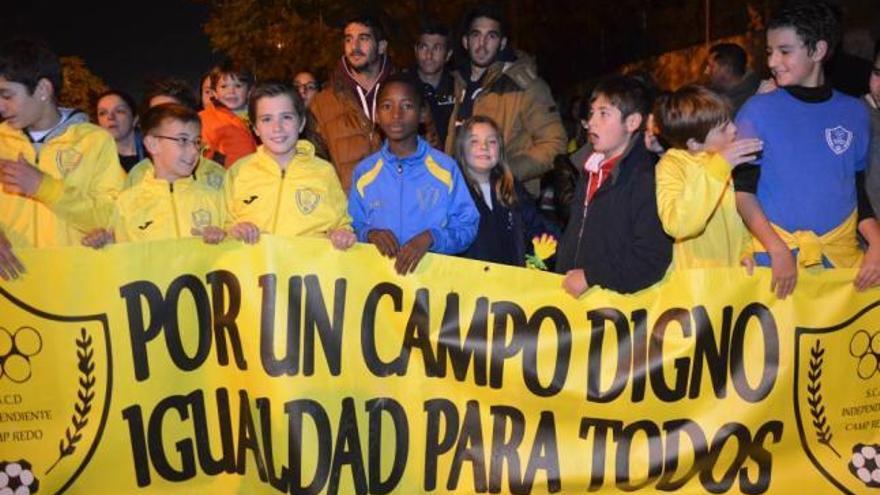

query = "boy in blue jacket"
[[348, 74, 478, 274]]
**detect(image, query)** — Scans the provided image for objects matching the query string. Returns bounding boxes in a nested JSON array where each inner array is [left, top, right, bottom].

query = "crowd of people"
[[0, 1, 878, 301]]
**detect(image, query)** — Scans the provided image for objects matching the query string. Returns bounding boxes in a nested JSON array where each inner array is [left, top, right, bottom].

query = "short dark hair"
[[653, 85, 731, 149], [418, 19, 449, 39], [209, 60, 255, 91], [142, 77, 198, 112], [590, 75, 651, 122], [344, 12, 387, 43], [461, 3, 508, 39], [377, 73, 423, 108], [95, 89, 138, 118], [0, 38, 63, 97], [709, 43, 747, 77], [140, 103, 200, 136], [247, 81, 305, 125], [768, 1, 841, 60]]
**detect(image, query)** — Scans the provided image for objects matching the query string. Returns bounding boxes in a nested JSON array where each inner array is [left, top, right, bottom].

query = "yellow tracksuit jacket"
[[656, 149, 752, 269], [112, 170, 224, 242], [224, 140, 351, 237], [125, 156, 226, 191], [0, 121, 124, 247]]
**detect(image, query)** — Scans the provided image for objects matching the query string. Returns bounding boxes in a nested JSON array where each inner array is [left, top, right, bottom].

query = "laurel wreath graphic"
[[807, 339, 840, 458], [46, 328, 94, 474]]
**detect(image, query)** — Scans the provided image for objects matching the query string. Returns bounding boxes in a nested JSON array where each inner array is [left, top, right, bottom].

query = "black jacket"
[[462, 178, 556, 267], [556, 134, 672, 293]]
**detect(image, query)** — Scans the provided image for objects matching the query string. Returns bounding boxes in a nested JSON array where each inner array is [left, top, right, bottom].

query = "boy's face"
[[415, 33, 449, 77], [701, 121, 737, 153], [766, 27, 825, 88], [587, 94, 639, 159], [253, 94, 303, 159], [870, 54, 880, 105], [96, 94, 136, 141], [215, 74, 249, 112], [344, 22, 386, 73], [0, 77, 48, 130], [376, 82, 419, 144], [201, 77, 214, 106], [145, 119, 201, 181], [463, 16, 506, 69]]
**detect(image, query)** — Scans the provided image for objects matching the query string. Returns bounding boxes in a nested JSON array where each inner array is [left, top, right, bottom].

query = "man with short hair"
[[413, 20, 455, 146], [445, 3, 566, 197], [704, 42, 760, 115], [310, 12, 393, 191]]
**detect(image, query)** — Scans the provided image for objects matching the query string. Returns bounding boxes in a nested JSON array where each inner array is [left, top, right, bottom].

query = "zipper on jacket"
[[32, 148, 43, 247], [572, 206, 588, 266], [398, 160, 404, 241], [272, 170, 286, 233], [170, 183, 181, 238]]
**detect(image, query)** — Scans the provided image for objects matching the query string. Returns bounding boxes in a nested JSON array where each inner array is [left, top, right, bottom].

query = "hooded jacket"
[[444, 52, 567, 196], [348, 137, 478, 254], [223, 140, 351, 238], [0, 109, 124, 248], [310, 56, 392, 192], [556, 135, 671, 294], [112, 168, 223, 242]]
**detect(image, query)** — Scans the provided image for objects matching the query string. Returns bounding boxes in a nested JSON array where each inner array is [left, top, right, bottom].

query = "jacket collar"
[[379, 136, 429, 167]]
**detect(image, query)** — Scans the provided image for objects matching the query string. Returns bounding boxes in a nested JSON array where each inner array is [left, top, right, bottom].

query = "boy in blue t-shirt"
[[735, 1, 878, 297], [348, 74, 478, 274]]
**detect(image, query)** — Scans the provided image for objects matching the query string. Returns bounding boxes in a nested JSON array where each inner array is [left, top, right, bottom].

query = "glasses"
[[294, 83, 319, 92], [152, 135, 203, 150]]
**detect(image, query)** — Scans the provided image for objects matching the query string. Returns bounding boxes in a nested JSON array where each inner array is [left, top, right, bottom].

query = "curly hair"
[[768, 1, 841, 59]]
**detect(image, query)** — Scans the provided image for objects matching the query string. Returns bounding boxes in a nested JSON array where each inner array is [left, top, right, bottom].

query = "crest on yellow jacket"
[[295, 188, 321, 215], [191, 209, 212, 229], [56, 148, 83, 175]]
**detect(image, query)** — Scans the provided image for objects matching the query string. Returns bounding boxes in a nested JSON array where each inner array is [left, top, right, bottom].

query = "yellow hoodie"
[[0, 119, 124, 248], [112, 166, 224, 242], [224, 140, 351, 237], [656, 149, 752, 269]]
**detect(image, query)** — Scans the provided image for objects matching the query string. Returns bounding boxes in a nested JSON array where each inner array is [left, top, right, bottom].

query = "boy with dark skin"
[[349, 75, 478, 274]]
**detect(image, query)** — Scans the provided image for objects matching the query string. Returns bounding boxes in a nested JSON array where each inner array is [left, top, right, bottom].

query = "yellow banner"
[[1, 236, 879, 494]]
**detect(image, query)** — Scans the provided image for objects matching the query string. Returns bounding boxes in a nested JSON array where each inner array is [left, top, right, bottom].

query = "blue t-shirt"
[[736, 89, 869, 235]]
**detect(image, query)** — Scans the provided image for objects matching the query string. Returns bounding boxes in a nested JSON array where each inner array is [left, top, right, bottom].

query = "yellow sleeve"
[[32, 131, 124, 232], [656, 151, 732, 240]]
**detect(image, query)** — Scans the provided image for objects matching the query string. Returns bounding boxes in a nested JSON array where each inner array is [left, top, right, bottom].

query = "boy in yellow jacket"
[[83, 104, 225, 246], [225, 82, 354, 249], [0, 38, 124, 279], [653, 85, 763, 269]]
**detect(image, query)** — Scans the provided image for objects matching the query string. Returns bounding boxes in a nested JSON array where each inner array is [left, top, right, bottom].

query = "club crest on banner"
[[0, 287, 112, 495], [825, 125, 853, 156], [795, 301, 880, 494]]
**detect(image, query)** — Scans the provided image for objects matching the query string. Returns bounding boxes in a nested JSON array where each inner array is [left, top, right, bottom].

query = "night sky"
[[7, 1, 217, 99]]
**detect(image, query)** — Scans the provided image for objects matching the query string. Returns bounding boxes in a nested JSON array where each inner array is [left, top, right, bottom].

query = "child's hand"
[[740, 255, 756, 276], [768, 247, 797, 299], [855, 243, 880, 291], [562, 269, 589, 297], [394, 230, 433, 275], [367, 229, 399, 258], [757, 78, 777, 94], [719, 138, 763, 168], [329, 229, 357, 251], [193, 226, 226, 245], [81, 228, 115, 249], [0, 229, 24, 280], [230, 222, 260, 244], [0, 154, 45, 196]]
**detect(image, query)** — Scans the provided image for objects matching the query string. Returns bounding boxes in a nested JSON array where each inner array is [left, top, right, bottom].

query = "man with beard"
[[445, 3, 566, 197], [311, 12, 393, 191]]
